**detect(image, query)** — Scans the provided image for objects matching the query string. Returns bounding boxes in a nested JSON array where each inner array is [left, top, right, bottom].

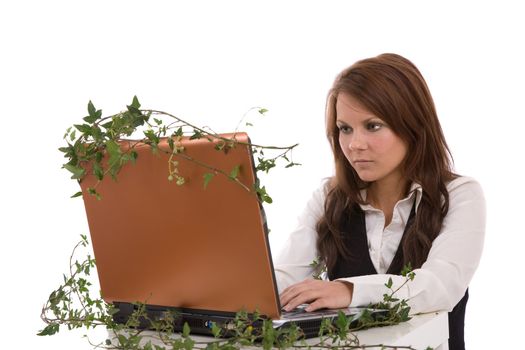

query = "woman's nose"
[[348, 131, 367, 151]]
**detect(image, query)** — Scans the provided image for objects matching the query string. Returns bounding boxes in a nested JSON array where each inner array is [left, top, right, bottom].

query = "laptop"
[[79, 132, 363, 338]]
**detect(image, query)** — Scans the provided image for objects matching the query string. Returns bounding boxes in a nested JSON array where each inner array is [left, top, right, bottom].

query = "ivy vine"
[[59, 96, 299, 203], [39, 235, 431, 350]]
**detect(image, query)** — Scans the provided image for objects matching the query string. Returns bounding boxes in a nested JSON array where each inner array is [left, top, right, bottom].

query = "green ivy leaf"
[[92, 162, 103, 180], [254, 183, 273, 204], [183, 337, 195, 350], [58, 146, 72, 154], [399, 307, 411, 321], [95, 151, 103, 163], [101, 120, 113, 129], [70, 191, 83, 198], [87, 187, 101, 200], [131, 95, 141, 109], [229, 165, 240, 179], [182, 322, 191, 338], [335, 311, 349, 338], [63, 126, 72, 139], [261, 320, 276, 350], [117, 334, 128, 346], [144, 129, 160, 145], [37, 323, 60, 336], [63, 164, 85, 180], [285, 162, 301, 168], [130, 150, 138, 164], [105, 140, 122, 174], [256, 157, 276, 173], [401, 263, 413, 277], [203, 173, 214, 189], [189, 129, 203, 140], [211, 322, 221, 337], [263, 195, 273, 204], [87, 100, 96, 118], [318, 317, 332, 337], [84, 100, 102, 123], [74, 123, 92, 134]]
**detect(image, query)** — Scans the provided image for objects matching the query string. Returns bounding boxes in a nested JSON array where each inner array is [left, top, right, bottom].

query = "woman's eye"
[[367, 122, 383, 131], [339, 125, 352, 134]]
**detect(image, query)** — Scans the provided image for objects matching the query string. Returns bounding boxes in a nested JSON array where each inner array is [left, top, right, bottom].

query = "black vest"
[[328, 203, 469, 350]]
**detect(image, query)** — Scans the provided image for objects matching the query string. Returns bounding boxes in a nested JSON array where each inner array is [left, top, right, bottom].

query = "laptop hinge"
[[112, 302, 134, 324]]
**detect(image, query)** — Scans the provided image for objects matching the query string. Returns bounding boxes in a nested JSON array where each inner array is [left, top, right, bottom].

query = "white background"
[[1, 1, 523, 348]]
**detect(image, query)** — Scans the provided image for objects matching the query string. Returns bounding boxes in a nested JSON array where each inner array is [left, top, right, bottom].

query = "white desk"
[[107, 311, 448, 349], [331, 311, 449, 350]]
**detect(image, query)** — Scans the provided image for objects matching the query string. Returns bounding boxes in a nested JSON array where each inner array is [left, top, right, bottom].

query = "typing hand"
[[279, 279, 353, 312]]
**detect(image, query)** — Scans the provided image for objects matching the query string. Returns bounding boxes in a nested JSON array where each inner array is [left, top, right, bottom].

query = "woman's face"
[[335, 93, 407, 187]]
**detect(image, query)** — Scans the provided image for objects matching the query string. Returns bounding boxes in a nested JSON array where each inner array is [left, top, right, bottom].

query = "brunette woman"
[[275, 53, 485, 350]]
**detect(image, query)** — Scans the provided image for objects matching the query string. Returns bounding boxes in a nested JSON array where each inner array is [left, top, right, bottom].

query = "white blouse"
[[273, 176, 486, 314]]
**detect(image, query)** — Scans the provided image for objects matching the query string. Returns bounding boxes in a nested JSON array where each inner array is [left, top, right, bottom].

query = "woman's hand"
[[279, 279, 353, 312]]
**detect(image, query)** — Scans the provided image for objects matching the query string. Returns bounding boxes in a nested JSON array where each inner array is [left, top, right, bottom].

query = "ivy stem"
[[147, 109, 298, 151], [167, 150, 252, 193]]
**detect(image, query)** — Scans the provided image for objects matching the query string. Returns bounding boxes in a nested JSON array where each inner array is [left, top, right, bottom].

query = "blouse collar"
[[359, 182, 423, 212]]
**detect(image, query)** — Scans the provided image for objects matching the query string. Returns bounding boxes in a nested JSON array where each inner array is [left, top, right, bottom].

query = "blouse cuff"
[[337, 275, 407, 307]]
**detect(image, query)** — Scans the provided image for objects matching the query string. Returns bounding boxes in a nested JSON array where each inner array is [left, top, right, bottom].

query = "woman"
[[274, 53, 485, 350]]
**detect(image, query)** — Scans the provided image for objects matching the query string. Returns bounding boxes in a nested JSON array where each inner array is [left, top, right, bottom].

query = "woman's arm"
[[275, 177, 485, 314], [339, 177, 486, 314], [273, 182, 327, 292]]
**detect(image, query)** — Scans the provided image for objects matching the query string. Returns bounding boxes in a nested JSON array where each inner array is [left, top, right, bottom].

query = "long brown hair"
[[317, 53, 456, 274]]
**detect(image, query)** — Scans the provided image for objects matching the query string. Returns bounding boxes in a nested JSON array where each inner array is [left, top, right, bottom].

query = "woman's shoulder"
[[446, 175, 485, 201], [299, 178, 331, 217], [314, 177, 333, 198]]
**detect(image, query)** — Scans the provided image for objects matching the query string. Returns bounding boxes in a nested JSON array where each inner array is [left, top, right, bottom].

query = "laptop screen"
[[80, 133, 281, 319]]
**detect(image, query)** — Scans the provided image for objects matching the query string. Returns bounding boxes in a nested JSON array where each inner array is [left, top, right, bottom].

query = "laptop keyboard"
[[281, 304, 341, 319]]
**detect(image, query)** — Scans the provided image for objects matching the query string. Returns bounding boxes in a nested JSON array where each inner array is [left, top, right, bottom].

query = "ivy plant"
[[39, 235, 431, 350], [59, 96, 299, 203]]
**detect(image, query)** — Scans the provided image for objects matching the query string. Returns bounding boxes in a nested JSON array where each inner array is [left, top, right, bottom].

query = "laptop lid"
[[79, 132, 281, 320]]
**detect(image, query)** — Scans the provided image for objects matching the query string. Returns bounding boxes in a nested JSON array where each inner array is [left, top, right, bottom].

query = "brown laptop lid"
[[80, 133, 280, 319]]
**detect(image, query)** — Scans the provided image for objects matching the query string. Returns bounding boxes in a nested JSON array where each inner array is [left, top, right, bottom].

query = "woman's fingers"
[[279, 280, 353, 312], [280, 279, 321, 306], [280, 280, 314, 311]]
